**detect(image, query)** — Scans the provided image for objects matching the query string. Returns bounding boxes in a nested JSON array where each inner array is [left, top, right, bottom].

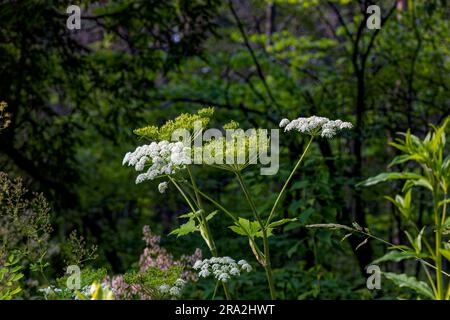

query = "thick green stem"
[[185, 168, 231, 300], [266, 136, 314, 227], [434, 187, 444, 300], [235, 172, 276, 300]]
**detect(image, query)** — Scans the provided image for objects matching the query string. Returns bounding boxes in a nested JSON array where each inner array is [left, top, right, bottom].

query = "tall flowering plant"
[[123, 109, 352, 299]]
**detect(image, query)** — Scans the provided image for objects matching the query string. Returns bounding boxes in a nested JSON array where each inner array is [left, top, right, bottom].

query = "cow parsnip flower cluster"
[[122, 141, 191, 184], [200, 127, 270, 172], [280, 116, 353, 138], [193, 257, 252, 282]]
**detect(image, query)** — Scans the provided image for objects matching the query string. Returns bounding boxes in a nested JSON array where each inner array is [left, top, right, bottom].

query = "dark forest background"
[[0, 0, 449, 299]]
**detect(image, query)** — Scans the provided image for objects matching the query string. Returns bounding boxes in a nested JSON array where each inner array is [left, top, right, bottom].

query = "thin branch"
[[228, 0, 281, 111]]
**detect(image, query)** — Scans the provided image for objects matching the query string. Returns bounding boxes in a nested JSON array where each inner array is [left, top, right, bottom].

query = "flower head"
[[193, 257, 252, 283], [122, 141, 191, 185], [280, 116, 352, 138]]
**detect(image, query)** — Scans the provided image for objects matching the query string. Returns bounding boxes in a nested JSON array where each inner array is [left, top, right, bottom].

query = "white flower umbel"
[[193, 257, 252, 283], [122, 141, 191, 184], [280, 116, 352, 138]]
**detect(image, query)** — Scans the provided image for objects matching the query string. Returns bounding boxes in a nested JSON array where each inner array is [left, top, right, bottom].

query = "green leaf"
[[10, 273, 24, 282], [383, 272, 435, 299], [206, 210, 219, 221], [9, 287, 22, 295], [415, 227, 425, 253], [389, 154, 414, 167], [372, 250, 417, 264], [267, 218, 297, 229], [438, 199, 450, 207], [402, 178, 433, 192], [229, 225, 248, 236], [357, 172, 425, 187], [440, 249, 450, 262], [178, 212, 195, 219], [10, 265, 21, 273], [229, 218, 267, 238], [169, 219, 197, 237], [229, 218, 257, 237]]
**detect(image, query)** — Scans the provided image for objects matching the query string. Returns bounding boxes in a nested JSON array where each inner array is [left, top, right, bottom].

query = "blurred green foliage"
[[0, 0, 449, 299]]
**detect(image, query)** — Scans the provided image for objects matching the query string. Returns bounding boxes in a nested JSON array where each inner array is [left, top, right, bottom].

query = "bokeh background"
[[0, 0, 449, 299]]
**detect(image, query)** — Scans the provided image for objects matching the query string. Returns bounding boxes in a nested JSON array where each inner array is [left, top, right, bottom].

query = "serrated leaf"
[[256, 228, 273, 238], [229, 225, 247, 236], [229, 218, 268, 238], [169, 219, 197, 237]]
